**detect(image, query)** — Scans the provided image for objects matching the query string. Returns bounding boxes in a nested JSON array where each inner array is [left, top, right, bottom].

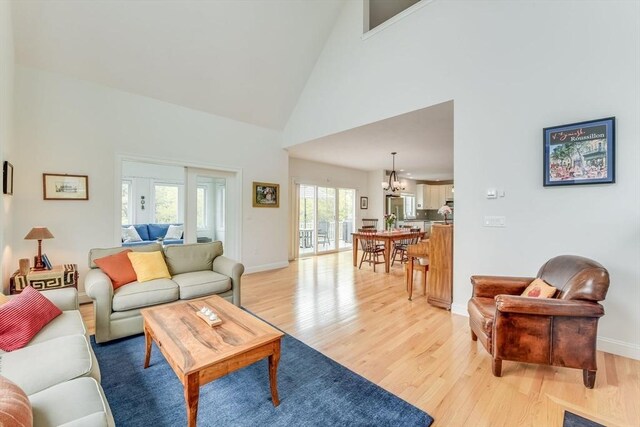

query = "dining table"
[[351, 229, 425, 273]]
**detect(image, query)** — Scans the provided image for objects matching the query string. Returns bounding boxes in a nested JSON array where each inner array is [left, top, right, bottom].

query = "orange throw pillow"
[[521, 278, 557, 298], [94, 249, 137, 290], [0, 376, 32, 427]]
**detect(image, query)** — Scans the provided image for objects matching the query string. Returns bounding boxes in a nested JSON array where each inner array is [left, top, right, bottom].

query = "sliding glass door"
[[297, 184, 355, 257]]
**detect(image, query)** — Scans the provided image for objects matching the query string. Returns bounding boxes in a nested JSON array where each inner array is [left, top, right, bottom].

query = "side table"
[[10, 264, 79, 294]]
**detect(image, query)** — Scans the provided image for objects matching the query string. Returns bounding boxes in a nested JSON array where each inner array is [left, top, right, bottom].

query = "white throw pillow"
[[123, 226, 142, 242], [165, 225, 183, 240], [121, 227, 129, 242]]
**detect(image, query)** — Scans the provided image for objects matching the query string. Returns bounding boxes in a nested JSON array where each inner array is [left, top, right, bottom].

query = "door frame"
[[293, 181, 356, 258], [115, 154, 242, 262]]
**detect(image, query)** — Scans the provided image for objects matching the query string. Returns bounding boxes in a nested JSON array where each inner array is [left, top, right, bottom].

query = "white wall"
[[284, 1, 640, 358], [0, 0, 15, 293], [12, 66, 289, 298]]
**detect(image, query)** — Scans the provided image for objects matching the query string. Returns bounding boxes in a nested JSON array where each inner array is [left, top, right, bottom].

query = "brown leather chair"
[[467, 255, 609, 388]]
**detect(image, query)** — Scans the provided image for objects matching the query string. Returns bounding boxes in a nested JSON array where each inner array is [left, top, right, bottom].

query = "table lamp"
[[24, 227, 54, 271]]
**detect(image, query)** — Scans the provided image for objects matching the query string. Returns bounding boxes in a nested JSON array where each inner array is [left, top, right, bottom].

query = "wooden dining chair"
[[361, 218, 378, 229], [358, 229, 385, 272], [391, 229, 422, 266]]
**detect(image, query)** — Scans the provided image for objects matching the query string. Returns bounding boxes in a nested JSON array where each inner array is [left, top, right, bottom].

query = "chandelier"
[[381, 152, 405, 194]]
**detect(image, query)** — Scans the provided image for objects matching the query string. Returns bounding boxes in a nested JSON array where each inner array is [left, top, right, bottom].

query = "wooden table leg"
[[408, 257, 414, 300], [268, 339, 281, 407], [384, 239, 391, 273], [352, 236, 358, 267], [184, 373, 200, 427], [143, 324, 152, 369]]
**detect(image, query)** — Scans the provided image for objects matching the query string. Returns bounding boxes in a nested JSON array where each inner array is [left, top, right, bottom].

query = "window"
[[121, 180, 132, 225], [154, 184, 180, 223], [215, 183, 226, 230], [365, 0, 422, 32], [404, 194, 416, 218], [196, 186, 206, 229]]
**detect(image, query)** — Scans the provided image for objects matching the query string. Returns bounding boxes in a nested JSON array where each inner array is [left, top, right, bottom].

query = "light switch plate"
[[484, 216, 506, 227]]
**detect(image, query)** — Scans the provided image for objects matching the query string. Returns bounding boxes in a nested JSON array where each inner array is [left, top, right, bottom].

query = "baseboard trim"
[[597, 337, 640, 360], [244, 261, 289, 275], [451, 303, 468, 317]]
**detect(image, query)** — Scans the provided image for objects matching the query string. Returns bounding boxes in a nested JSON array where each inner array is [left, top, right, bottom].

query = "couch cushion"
[[173, 271, 232, 300], [112, 279, 178, 312], [147, 223, 170, 240], [28, 311, 87, 346], [0, 335, 93, 395], [94, 249, 137, 290], [30, 377, 113, 427], [132, 224, 150, 241], [468, 297, 496, 335], [0, 375, 32, 427], [127, 251, 172, 283], [0, 287, 62, 352], [163, 242, 223, 275], [89, 243, 162, 269]]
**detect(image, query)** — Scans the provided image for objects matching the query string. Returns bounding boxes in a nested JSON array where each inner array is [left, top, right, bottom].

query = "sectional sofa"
[[0, 288, 114, 426]]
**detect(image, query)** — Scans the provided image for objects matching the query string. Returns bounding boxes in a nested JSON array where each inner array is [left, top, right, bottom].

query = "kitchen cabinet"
[[417, 184, 454, 209], [444, 184, 454, 201], [416, 184, 427, 209]]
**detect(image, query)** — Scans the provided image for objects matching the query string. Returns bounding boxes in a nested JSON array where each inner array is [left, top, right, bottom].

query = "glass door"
[[338, 189, 355, 250], [297, 184, 355, 256], [317, 187, 336, 253]]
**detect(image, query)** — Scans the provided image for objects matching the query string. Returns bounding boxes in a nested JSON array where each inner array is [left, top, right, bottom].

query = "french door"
[[298, 184, 355, 257]]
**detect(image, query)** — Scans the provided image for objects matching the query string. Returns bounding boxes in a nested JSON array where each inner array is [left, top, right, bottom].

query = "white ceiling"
[[12, 0, 345, 129], [287, 101, 454, 181]]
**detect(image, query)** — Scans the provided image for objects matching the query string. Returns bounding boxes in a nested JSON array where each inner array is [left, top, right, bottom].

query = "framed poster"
[[360, 196, 368, 209], [252, 181, 279, 208], [3, 161, 13, 195], [43, 173, 89, 200], [543, 117, 615, 186]]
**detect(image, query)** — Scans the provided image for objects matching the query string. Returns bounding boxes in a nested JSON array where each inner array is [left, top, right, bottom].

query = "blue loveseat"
[[121, 223, 183, 247]]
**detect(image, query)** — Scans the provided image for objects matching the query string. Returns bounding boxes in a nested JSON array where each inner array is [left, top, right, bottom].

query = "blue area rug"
[[91, 333, 433, 426], [563, 411, 605, 427]]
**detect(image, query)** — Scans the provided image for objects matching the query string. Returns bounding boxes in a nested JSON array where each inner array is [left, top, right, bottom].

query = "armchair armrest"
[[495, 295, 605, 317], [40, 288, 79, 311], [212, 256, 244, 306], [470, 276, 535, 298]]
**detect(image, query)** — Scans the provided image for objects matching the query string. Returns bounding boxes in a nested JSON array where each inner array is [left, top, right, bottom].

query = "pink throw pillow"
[[0, 286, 62, 352]]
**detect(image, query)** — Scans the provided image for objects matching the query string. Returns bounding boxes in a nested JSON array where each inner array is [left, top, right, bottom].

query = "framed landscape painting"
[[43, 173, 89, 200], [543, 117, 615, 187], [253, 181, 279, 208]]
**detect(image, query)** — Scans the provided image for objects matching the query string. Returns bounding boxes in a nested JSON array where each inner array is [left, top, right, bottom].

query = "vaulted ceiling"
[[12, 0, 345, 129]]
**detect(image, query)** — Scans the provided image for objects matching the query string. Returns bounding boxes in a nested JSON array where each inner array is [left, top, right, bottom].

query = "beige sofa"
[[85, 241, 244, 343], [0, 288, 115, 426]]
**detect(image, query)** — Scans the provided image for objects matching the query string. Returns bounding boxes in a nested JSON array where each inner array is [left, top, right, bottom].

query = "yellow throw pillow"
[[127, 251, 171, 283], [0, 293, 9, 306], [521, 278, 557, 298]]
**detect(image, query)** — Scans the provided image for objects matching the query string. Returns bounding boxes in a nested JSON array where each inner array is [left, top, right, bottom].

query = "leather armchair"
[[467, 255, 609, 388]]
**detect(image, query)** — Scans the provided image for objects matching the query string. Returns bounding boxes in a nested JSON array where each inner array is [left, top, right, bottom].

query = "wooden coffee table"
[[141, 295, 284, 427]]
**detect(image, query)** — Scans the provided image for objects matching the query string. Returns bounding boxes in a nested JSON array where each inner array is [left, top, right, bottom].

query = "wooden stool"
[[405, 241, 429, 301]]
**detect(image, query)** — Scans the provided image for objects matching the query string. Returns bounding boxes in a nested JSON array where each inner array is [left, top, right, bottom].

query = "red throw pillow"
[[94, 249, 137, 290], [0, 286, 62, 352]]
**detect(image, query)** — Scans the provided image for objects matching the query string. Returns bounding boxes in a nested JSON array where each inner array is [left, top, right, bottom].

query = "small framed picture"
[[43, 173, 89, 200], [252, 181, 279, 208], [360, 196, 368, 209], [3, 161, 13, 195], [543, 117, 615, 186]]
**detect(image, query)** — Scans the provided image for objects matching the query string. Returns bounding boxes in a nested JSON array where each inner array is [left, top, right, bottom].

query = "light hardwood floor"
[[80, 251, 640, 426]]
